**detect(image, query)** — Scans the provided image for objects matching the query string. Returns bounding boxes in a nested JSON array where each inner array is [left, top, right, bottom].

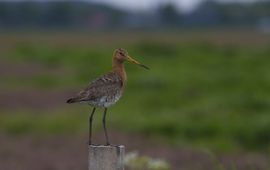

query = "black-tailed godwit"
[[67, 48, 149, 145]]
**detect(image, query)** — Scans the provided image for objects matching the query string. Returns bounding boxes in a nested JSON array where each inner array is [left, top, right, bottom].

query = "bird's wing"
[[72, 72, 123, 102]]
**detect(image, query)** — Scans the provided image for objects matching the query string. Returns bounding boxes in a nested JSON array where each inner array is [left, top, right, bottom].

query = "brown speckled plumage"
[[67, 72, 123, 108], [66, 48, 149, 145]]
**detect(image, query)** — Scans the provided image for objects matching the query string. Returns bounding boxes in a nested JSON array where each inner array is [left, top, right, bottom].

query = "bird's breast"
[[88, 89, 123, 108]]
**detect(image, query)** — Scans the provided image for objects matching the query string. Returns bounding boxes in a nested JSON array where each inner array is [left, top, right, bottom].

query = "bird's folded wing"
[[74, 72, 122, 102]]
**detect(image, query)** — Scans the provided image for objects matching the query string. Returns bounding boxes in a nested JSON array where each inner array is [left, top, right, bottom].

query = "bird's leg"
[[89, 107, 96, 145], [102, 108, 110, 145]]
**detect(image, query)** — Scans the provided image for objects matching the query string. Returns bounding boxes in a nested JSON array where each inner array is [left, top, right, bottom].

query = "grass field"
[[1, 30, 270, 169]]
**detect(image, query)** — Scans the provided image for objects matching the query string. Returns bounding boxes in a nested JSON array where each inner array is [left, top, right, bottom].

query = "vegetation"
[[1, 31, 270, 152], [1, 1, 270, 29], [125, 152, 171, 170]]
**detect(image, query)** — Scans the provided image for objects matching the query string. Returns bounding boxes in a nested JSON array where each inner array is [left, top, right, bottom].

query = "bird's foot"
[[105, 143, 121, 147], [87, 141, 96, 146]]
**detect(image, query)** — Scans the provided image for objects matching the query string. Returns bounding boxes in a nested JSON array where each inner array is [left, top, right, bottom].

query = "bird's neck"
[[112, 59, 127, 84]]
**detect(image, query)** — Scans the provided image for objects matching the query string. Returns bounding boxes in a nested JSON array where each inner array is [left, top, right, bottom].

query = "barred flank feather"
[[66, 98, 76, 103]]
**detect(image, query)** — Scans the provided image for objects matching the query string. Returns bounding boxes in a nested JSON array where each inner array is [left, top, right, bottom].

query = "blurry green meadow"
[[1, 30, 270, 153]]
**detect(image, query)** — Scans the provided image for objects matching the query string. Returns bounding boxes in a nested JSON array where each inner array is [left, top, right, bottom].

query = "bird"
[[66, 48, 149, 145]]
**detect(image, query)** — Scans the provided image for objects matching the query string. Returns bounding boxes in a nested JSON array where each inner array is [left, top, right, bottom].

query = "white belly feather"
[[87, 91, 122, 108]]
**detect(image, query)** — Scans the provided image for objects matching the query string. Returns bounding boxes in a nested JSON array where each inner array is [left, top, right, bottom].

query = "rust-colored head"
[[113, 48, 149, 70]]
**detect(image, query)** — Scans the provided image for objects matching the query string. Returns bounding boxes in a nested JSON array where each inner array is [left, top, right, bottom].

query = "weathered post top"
[[88, 145, 125, 170]]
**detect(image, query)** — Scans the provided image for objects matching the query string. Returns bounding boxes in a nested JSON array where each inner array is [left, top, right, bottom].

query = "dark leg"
[[89, 107, 96, 145], [102, 108, 110, 145]]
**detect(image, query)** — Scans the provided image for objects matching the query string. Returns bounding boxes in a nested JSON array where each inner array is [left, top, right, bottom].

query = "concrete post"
[[88, 145, 125, 170]]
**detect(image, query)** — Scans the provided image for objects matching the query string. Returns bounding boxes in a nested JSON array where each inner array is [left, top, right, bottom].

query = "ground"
[[0, 133, 269, 170]]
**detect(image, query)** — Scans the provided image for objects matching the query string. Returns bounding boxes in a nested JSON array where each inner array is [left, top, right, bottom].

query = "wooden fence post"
[[88, 145, 125, 170]]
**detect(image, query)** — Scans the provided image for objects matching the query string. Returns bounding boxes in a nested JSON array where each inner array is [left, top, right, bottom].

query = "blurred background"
[[0, 0, 270, 170]]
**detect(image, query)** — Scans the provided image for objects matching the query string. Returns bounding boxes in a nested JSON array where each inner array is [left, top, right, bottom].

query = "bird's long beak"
[[126, 55, 149, 70]]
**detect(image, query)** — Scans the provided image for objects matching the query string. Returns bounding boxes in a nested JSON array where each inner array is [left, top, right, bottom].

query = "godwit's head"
[[113, 48, 149, 70]]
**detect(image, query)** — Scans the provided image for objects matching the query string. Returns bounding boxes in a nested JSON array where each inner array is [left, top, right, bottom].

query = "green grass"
[[1, 31, 270, 152]]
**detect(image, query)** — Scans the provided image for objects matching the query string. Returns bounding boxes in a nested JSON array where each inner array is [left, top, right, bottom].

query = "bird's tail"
[[66, 98, 77, 104]]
